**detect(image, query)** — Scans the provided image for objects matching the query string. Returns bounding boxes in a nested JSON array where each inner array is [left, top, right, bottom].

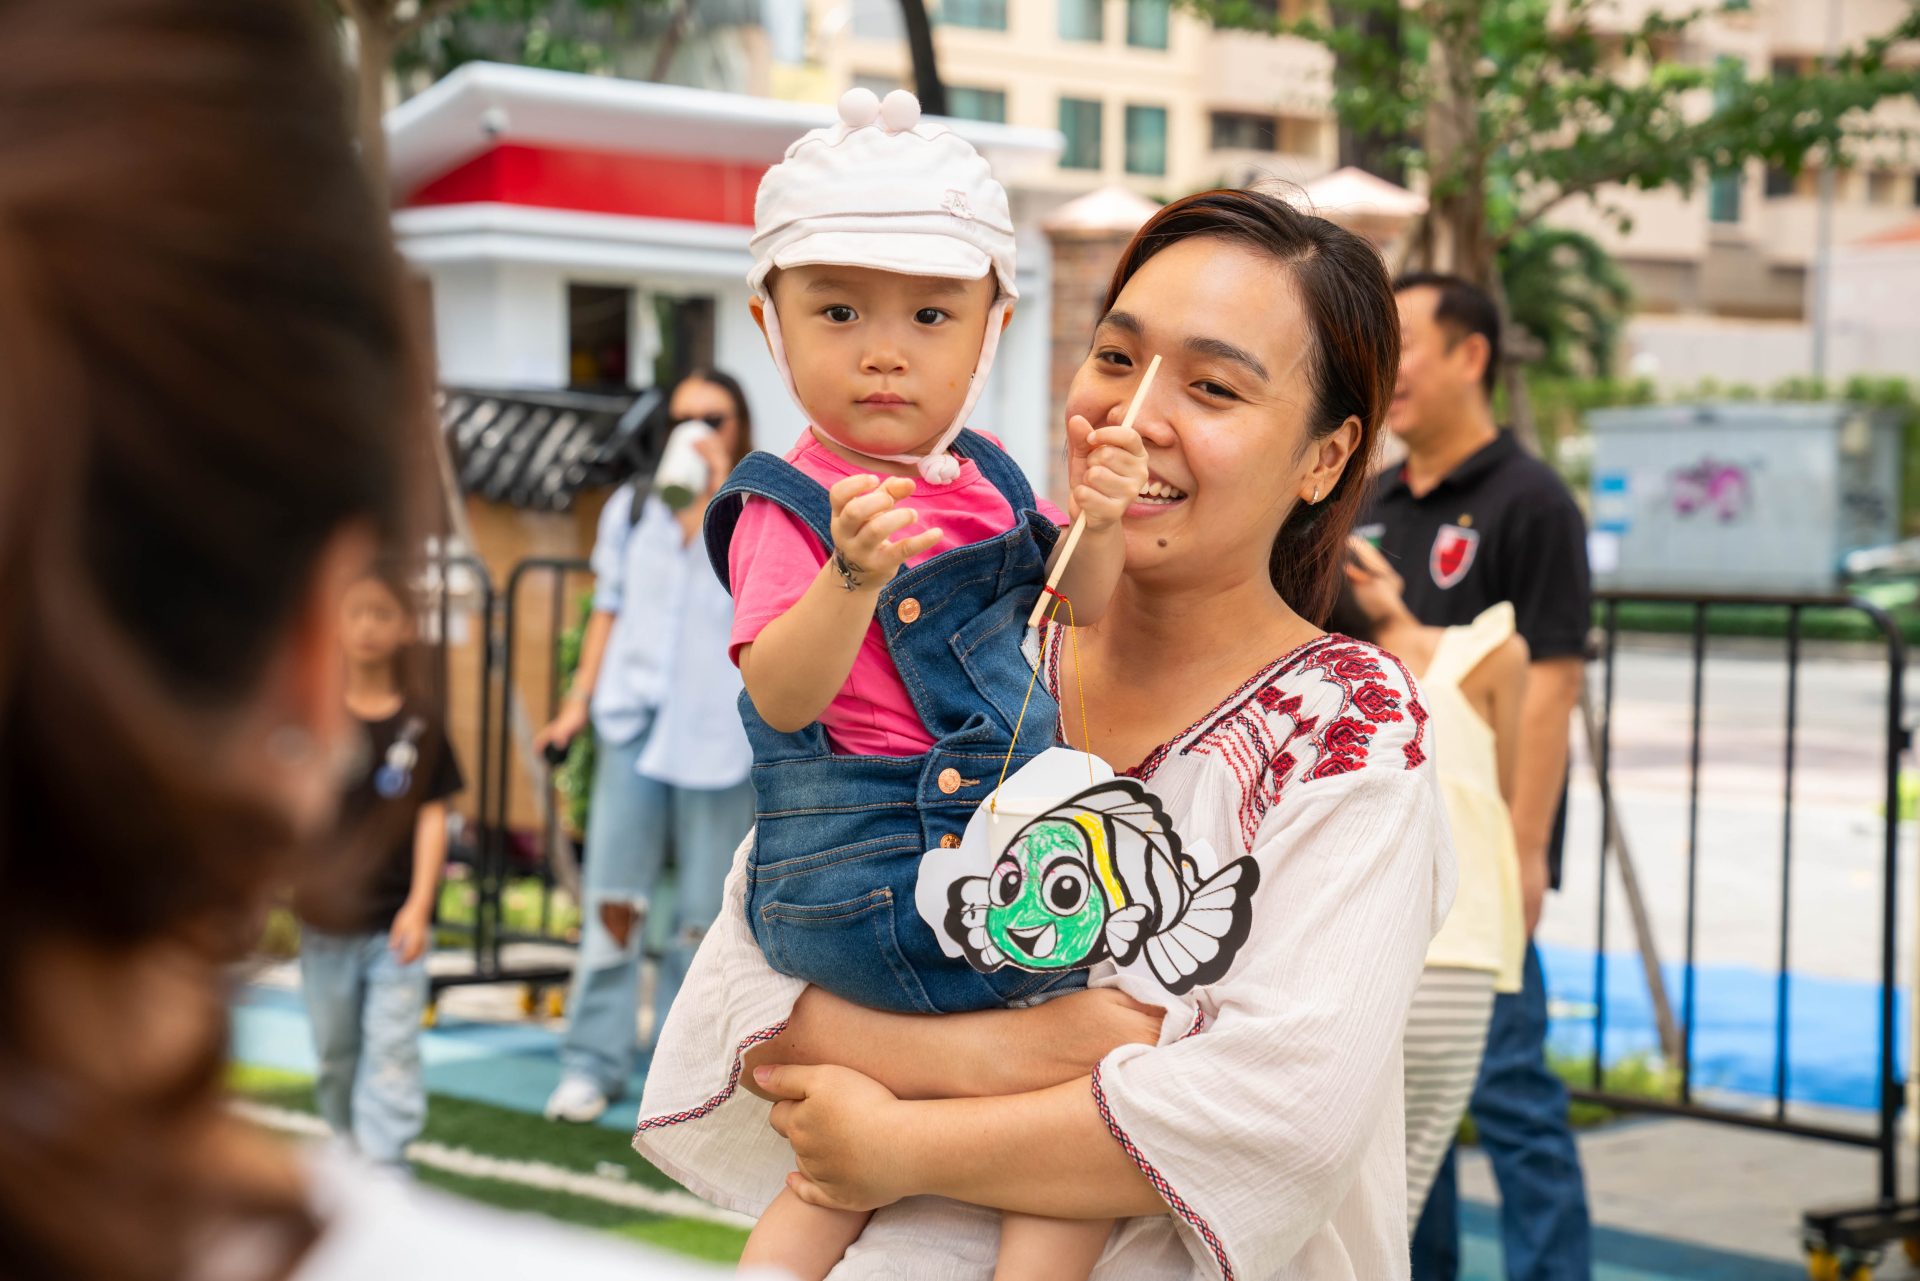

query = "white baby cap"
[[749, 88, 1019, 484]]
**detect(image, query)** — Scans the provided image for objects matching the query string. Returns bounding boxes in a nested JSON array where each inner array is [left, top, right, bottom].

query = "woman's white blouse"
[[587, 483, 751, 789], [634, 634, 1456, 1280]]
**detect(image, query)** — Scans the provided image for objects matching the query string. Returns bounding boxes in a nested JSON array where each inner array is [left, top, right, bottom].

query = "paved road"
[[1542, 636, 1915, 987]]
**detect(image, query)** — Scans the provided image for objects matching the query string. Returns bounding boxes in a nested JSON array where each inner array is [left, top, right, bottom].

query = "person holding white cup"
[[536, 369, 759, 1124]]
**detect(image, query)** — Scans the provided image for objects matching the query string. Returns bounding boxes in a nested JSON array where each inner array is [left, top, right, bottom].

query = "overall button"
[[937, 767, 962, 795], [897, 598, 922, 624], [940, 833, 962, 849]]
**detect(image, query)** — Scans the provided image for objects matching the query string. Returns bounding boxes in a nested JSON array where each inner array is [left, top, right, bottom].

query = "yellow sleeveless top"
[[1420, 603, 1525, 993]]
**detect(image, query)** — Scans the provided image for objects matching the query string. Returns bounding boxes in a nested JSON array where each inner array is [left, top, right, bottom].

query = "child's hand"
[[828, 474, 943, 591], [389, 901, 432, 965], [1065, 415, 1148, 530]]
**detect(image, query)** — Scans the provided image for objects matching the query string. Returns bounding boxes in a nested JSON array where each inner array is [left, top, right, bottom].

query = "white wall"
[[428, 260, 569, 387]]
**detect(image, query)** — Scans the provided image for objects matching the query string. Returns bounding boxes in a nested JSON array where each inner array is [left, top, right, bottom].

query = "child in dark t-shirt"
[[296, 564, 462, 1169]]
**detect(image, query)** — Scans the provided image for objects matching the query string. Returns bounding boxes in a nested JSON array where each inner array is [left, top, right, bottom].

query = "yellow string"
[[993, 592, 1094, 814]]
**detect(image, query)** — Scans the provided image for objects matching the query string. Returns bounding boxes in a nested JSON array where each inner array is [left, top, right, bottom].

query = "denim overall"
[[705, 429, 1086, 1014]]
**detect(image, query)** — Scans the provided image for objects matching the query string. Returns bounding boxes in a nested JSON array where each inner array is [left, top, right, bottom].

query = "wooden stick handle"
[[1028, 353, 1161, 628]]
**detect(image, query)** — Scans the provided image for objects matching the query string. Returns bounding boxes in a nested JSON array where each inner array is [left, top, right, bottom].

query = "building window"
[[1211, 111, 1276, 151], [1127, 0, 1170, 48], [1708, 170, 1742, 223], [568, 284, 633, 390], [1125, 104, 1168, 176], [1059, 0, 1104, 42], [942, 0, 1007, 30], [946, 86, 1007, 123], [1912, 173, 1920, 207], [1059, 97, 1103, 170], [1764, 166, 1794, 198], [1869, 169, 1901, 205]]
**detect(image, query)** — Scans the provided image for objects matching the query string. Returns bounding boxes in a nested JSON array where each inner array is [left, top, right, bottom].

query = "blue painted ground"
[[1536, 942, 1902, 1110], [234, 946, 1857, 1281]]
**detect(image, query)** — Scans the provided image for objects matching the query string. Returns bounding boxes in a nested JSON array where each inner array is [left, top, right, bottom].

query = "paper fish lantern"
[[915, 748, 1260, 996]]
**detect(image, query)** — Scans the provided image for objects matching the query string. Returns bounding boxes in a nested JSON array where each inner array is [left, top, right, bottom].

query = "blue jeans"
[[1411, 943, 1592, 1281], [711, 432, 1083, 1015], [558, 725, 755, 1097], [299, 930, 427, 1168]]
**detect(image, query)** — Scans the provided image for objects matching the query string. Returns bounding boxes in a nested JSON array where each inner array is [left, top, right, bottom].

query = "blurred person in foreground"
[[0, 2, 752, 1277], [534, 370, 757, 1126], [1326, 538, 1529, 1224], [1361, 273, 1593, 1281], [294, 562, 461, 1171]]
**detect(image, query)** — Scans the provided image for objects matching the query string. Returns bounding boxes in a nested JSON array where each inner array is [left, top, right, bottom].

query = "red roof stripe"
[[403, 143, 765, 225]]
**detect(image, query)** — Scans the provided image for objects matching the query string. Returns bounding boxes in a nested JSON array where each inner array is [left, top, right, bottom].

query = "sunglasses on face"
[[687, 412, 731, 429]]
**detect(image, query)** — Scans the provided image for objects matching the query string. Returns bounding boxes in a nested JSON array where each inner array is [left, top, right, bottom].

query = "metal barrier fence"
[[423, 554, 583, 1013], [1576, 590, 1912, 1274]]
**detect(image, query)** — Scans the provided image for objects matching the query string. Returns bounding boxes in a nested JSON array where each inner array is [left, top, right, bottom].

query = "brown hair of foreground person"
[[0, 1, 419, 1278]]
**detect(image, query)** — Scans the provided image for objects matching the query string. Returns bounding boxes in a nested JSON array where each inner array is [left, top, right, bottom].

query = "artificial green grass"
[[230, 1064, 746, 1262], [414, 1166, 748, 1263]]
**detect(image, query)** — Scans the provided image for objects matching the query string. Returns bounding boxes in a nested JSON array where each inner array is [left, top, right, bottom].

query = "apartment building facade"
[[1561, 0, 1920, 326], [796, 0, 1339, 200]]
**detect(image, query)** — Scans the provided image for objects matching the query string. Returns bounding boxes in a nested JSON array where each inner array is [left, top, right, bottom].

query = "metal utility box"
[[1586, 402, 1903, 596]]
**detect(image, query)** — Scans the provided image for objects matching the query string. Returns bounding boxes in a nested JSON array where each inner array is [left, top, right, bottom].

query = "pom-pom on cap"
[[838, 86, 881, 128], [879, 89, 922, 133]]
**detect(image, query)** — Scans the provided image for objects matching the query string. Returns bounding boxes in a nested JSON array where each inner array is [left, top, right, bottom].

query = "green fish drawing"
[[944, 780, 1259, 995]]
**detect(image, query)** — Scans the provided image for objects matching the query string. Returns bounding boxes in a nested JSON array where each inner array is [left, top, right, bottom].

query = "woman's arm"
[[1473, 632, 1530, 806], [741, 984, 1164, 1102], [761, 1064, 1166, 1219], [756, 760, 1451, 1269]]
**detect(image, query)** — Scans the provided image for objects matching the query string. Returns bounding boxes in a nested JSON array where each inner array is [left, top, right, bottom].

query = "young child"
[[296, 562, 463, 1171], [702, 89, 1148, 1280]]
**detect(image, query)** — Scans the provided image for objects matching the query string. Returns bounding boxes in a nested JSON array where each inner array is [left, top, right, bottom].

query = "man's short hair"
[[1394, 271, 1500, 398]]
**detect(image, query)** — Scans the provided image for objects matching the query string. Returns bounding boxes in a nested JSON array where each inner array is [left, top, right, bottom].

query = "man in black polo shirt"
[[1362, 273, 1592, 1281]]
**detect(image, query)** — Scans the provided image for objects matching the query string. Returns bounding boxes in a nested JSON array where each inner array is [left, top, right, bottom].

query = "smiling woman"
[[636, 188, 1452, 1281]]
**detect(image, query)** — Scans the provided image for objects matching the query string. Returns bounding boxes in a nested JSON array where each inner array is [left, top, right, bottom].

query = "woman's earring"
[[1311, 483, 1322, 504]]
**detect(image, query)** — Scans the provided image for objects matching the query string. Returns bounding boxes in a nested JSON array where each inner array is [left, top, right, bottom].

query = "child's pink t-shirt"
[[728, 432, 1065, 757]]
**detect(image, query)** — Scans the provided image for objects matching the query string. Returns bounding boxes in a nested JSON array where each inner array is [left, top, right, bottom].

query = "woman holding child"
[[635, 94, 1455, 1281]]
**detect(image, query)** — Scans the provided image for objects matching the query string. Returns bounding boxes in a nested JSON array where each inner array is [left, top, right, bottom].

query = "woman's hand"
[[758, 1064, 917, 1212], [533, 694, 590, 756]]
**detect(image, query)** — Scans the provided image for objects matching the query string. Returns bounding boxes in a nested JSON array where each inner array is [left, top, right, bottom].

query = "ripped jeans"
[[557, 726, 755, 1098]]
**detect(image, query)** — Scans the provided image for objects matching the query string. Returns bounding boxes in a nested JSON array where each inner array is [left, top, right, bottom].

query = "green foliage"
[[1181, 0, 1920, 247], [1499, 225, 1632, 376], [554, 590, 597, 835], [396, 0, 670, 81]]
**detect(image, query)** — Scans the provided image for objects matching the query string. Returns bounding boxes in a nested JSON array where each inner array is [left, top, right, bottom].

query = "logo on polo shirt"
[[1430, 524, 1479, 590]]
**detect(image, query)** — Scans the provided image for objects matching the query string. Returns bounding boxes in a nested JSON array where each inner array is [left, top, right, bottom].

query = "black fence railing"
[[1578, 590, 1912, 1274]]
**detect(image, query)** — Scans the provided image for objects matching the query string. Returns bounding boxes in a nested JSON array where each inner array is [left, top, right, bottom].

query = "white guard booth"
[[385, 63, 1065, 481]]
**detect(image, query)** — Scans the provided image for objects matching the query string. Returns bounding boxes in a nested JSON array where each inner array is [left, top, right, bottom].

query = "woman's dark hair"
[[1101, 189, 1400, 625], [0, 1, 418, 1277], [1323, 563, 1380, 645], [678, 367, 756, 468]]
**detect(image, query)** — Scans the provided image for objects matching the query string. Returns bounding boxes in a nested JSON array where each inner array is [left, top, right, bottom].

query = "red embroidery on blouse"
[[632, 1021, 789, 1134], [1089, 1008, 1232, 1279], [1037, 631, 1429, 849]]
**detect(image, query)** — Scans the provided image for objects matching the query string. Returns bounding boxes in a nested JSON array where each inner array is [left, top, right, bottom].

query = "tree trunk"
[[649, 0, 692, 83], [1422, 0, 1490, 286], [898, 0, 946, 116], [353, 12, 394, 202]]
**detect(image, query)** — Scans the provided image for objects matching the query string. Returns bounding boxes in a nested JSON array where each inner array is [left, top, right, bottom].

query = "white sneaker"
[[543, 1074, 610, 1124]]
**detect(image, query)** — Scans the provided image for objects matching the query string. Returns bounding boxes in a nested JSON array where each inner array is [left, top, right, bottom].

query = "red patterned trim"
[[632, 1020, 789, 1134], [1037, 629, 1338, 783], [1091, 1042, 1233, 1280]]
